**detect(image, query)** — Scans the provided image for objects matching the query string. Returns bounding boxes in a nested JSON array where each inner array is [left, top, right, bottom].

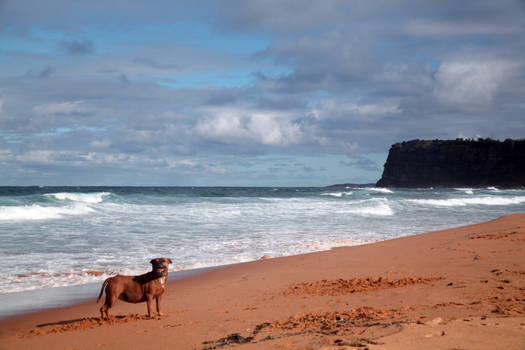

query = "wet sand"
[[1, 214, 524, 349]]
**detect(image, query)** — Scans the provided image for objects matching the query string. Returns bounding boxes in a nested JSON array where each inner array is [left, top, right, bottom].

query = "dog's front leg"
[[156, 294, 164, 316], [146, 295, 154, 318]]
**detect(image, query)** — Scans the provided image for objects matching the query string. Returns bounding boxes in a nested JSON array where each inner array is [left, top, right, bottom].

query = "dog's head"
[[150, 257, 172, 276]]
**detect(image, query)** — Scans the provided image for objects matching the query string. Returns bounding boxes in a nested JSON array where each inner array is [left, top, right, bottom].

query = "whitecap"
[[45, 192, 111, 204], [365, 187, 394, 194], [349, 202, 394, 216], [337, 198, 394, 216], [406, 196, 525, 207], [320, 192, 353, 198], [0, 204, 94, 221], [454, 188, 474, 195]]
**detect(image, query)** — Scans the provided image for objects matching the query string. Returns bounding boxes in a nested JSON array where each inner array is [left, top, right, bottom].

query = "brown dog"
[[97, 258, 172, 319]]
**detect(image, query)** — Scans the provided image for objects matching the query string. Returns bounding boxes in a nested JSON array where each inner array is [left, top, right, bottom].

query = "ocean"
[[1, 185, 525, 318]]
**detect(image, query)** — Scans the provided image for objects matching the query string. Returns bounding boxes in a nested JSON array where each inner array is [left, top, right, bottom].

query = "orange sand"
[[1, 214, 524, 349]]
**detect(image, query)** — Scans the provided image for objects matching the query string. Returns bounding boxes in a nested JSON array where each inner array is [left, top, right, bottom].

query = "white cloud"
[[311, 98, 401, 121], [16, 150, 55, 164], [246, 113, 302, 146], [195, 107, 304, 146], [0, 149, 13, 162], [433, 59, 519, 112], [195, 114, 246, 141], [32, 101, 92, 116], [167, 159, 228, 175], [315, 136, 359, 155], [90, 140, 111, 149]]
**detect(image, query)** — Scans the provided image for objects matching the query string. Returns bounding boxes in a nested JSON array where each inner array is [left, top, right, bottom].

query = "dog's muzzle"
[[154, 265, 168, 274]]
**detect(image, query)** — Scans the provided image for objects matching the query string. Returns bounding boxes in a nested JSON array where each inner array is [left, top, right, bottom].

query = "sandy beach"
[[1, 214, 524, 349]]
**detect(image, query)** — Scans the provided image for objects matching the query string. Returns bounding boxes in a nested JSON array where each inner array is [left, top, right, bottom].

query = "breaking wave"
[[1, 186, 524, 299], [335, 198, 394, 216], [45, 192, 111, 203], [365, 187, 394, 194], [407, 196, 525, 207], [0, 204, 94, 221], [454, 188, 474, 195], [320, 191, 353, 197]]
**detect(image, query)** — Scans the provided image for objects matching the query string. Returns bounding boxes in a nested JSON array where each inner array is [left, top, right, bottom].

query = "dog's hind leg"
[[100, 290, 118, 320], [100, 304, 107, 320]]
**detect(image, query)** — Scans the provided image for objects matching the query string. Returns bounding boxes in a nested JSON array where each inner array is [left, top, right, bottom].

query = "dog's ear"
[[150, 259, 157, 265], [168, 258, 172, 264]]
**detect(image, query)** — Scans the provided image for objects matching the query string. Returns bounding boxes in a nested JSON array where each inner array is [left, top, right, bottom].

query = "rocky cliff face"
[[376, 139, 525, 188]]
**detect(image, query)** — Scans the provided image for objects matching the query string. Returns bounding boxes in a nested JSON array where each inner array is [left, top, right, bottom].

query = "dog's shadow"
[[36, 316, 106, 328], [35, 314, 149, 330], [37, 318, 87, 328]]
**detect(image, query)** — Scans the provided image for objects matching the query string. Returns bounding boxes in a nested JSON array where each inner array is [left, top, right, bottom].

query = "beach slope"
[[1, 214, 524, 349]]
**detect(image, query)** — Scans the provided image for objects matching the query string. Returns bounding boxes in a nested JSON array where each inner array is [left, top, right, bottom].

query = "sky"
[[1, 0, 524, 186]]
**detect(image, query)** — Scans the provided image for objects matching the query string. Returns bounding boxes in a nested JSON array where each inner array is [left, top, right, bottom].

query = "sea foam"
[[0, 204, 94, 221], [320, 191, 353, 197], [454, 188, 475, 195], [45, 192, 111, 203], [1, 186, 525, 297], [407, 196, 525, 207], [365, 187, 394, 194]]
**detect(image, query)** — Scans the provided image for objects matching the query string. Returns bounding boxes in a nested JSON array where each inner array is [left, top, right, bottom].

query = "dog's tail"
[[97, 278, 110, 303]]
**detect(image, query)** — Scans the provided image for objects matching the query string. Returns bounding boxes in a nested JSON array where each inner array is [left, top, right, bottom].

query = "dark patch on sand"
[[283, 276, 444, 296], [469, 230, 523, 240], [202, 306, 408, 349]]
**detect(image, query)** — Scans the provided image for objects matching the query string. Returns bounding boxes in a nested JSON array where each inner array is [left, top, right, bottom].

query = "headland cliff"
[[376, 139, 525, 188]]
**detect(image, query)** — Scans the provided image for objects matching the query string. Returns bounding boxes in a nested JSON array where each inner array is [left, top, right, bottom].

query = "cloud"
[[38, 67, 54, 78], [311, 98, 401, 121], [166, 159, 229, 175], [315, 137, 359, 156], [340, 158, 380, 172], [256, 31, 376, 93], [1, 0, 524, 185], [433, 59, 520, 112], [403, 19, 521, 37], [133, 58, 179, 70], [118, 74, 130, 84], [32, 101, 92, 116], [59, 39, 95, 55], [90, 140, 111, 149], [15, 150, 57, 164], [194, 107, 304, 146], [218, 0, 395, 32]]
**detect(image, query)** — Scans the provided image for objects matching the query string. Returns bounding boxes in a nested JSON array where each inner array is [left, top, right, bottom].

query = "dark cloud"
[[23, 67, 55, 79], [217, 0, 394, 32], [133, 58, 179, 70], [118, 73, 130, 84], [38, 67, 54, 78], [59, 39, 95, 55]]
